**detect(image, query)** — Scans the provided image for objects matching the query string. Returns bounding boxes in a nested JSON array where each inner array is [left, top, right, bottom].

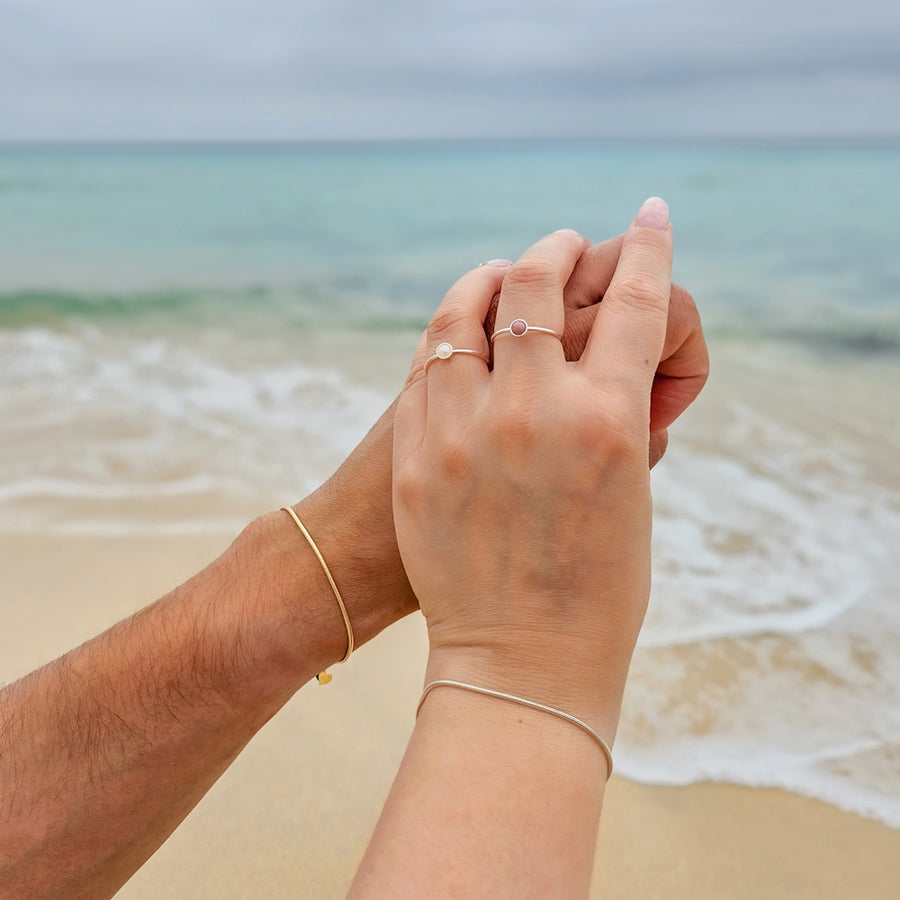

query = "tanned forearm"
[[0, 517, 318, 898]]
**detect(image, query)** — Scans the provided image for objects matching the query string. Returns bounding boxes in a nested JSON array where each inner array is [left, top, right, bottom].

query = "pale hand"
[[393, 204, 675, 738]]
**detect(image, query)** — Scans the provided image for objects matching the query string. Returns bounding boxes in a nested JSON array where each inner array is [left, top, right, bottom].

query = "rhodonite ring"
[[491, 318, 562, 342], [424, 342, 490, 375]]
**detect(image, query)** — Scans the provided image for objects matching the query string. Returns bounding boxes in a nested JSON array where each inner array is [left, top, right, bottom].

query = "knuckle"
[[503, 257, 560, 294], [394, 464, 426, 507], [670, 283, 698, 320], [571, 395, 648, 464], [434, 438, 474, 480], [669, 284, 704, 341], [696, 345, 711, 382], [613, 273, 669, 314], [488, 397, 545, 452], [403, 361, 427, 392], [427, 303, 467, 345], [604, 419, 644, 460], [602, 399, 649, 458]]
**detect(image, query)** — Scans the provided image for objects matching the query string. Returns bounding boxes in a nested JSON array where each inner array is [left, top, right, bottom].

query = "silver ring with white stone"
[[491, 318, 563, 342], [423, 342, 490, 375]]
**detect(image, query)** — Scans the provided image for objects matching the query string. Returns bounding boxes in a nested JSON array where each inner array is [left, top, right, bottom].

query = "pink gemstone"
[[510, 318, 528, 336]]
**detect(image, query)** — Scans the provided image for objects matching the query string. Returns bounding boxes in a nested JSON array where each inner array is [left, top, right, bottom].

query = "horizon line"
[[2, 134, 900, 150]]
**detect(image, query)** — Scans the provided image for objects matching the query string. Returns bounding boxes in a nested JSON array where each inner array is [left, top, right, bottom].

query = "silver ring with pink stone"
[[490, 318, 563, 343]]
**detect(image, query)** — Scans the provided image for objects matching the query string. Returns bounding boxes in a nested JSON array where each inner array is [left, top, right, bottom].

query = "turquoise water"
[[2, 141, 899, 349], [2, 142, 899, 827]]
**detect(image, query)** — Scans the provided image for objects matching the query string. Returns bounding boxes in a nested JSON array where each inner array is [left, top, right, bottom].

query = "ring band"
[[424, 342, 490, 375], [491, 318, 562, 342]]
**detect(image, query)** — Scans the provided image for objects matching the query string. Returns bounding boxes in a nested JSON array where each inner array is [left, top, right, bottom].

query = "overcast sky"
[[1, 0, 898, 141]]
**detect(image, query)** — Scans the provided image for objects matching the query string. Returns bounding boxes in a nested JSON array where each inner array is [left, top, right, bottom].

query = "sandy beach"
[[2, 525, 898, 899]]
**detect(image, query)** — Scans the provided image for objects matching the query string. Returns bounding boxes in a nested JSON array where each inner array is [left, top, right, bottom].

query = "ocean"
[[1, 141, 898, 827]]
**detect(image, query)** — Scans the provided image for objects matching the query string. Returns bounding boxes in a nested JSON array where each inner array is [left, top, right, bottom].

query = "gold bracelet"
[[417, 680, 613, 780], [281, 506, 354, 685]]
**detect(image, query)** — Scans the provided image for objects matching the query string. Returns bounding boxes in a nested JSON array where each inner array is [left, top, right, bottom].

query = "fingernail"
[[553, 228, 581, 238], [480, 258, 513, 267], [635, 197, 669, 230]]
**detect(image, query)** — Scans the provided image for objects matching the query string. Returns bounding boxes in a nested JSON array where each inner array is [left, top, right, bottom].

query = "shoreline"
[[2, 533, 898, 898]]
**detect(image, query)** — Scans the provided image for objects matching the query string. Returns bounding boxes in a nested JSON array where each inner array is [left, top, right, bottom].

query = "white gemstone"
[[436, 342, 453, 359]]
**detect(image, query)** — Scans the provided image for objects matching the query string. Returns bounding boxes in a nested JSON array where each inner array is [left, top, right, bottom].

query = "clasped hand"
[[393, 200, 678, 736]]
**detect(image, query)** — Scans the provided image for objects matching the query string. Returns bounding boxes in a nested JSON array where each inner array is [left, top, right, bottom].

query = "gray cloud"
[[1, 0, 898, 139]]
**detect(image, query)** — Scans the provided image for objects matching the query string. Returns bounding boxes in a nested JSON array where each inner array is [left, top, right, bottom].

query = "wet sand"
[[2, 533, 897, 899]]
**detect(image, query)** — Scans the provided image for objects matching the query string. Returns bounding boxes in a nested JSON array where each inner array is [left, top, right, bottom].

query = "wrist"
[[223, 400, 418, 689], [303, 399, 419, 643], [228, 496, 415, 693], [224, 510, 346, 684], [414, 676, 611, 783], [424, 641, 629, 750]]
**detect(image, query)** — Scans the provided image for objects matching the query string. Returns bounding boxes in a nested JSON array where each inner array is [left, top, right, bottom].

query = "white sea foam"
[[0, 326, 394, 534], [617, 621, 900, 827], [619, 369, 900, 829], [616, 739, 900, 828], [646, 450, 892, 646]]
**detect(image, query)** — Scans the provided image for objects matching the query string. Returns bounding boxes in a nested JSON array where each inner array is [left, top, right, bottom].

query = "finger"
[[562, 234, 624, 310], [556, 234, 624, 363], [580, 198, 673, 395], [492, 229, 589, 379], [394, 330, 430, 468], [424, 261, 509, 421], [649, 428, 669, 469], [482, 291, 503, 356], [481, 230, 624, 353], [561, 282, 707, 420], [649, 284, 710, 431]]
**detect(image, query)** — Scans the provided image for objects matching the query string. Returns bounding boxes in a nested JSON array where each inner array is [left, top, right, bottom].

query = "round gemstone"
[[436, 342, 453, 359], [510, 318, 528, 336]]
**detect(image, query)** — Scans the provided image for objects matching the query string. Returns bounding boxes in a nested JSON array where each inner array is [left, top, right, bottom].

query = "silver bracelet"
[[417, 679, 613, 781]]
